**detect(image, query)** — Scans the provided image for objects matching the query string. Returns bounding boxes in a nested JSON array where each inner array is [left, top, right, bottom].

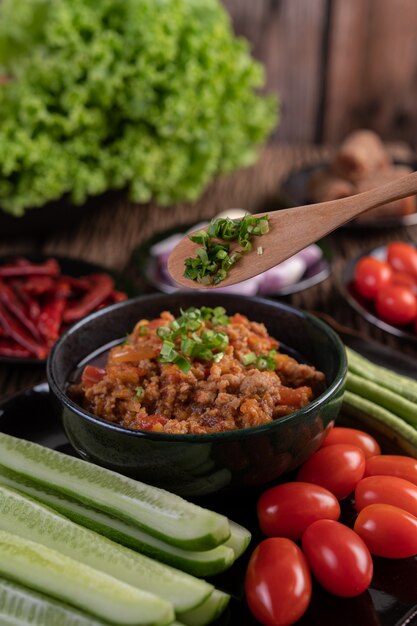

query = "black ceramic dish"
[[0, 190, 121, 237], [0, 255, 136, 365], [338, 245, 417, 344], [47, 293, 347, 497], [130, 223, 332, 297], [280, 160, 417, 229], [2, 336, 417, 626]]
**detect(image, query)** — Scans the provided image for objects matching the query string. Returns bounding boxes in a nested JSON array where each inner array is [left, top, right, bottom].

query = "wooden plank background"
[[222, 0, 417, 145]]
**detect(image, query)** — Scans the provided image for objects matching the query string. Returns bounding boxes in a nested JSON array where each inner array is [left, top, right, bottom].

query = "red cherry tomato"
[[354, 256, 393, 300], [302, 519, 373, 597], [387, 242, 417, 278], [245, 537, 312, 626], [81, 365, 106, 387], [320, 427, 381, 458], [355, 475, 417, 518], [375, 283, 417, 325], [354, 503, 417, 558], [257, 482, 340, 540], [364, 454, 417, 486], [296, 444, 366, 500], [391, 271, 417, 294]]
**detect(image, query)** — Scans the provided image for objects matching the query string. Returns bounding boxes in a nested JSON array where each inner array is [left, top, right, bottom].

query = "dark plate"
[[280, 160, 417, 229], [0, 191, 121, 238], [1, 336, 417, 626], [130, 223, 331, 297], [0, 255, 136, 365], [337, 245, 417, 344]]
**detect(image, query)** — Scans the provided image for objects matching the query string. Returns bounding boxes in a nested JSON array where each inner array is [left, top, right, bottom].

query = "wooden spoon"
[[168, 171, 417, 289]]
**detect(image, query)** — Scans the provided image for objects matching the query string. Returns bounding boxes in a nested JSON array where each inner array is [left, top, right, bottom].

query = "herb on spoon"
[[184, 215, 270, 285]]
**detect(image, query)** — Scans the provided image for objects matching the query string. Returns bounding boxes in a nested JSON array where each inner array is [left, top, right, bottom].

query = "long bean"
[[346, 347, 417, 403], [342, 391, 417, 454], [346, 372, 417, 427]]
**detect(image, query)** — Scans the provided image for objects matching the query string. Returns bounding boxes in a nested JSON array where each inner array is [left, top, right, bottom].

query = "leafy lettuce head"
[[0, 0, 277, 216]]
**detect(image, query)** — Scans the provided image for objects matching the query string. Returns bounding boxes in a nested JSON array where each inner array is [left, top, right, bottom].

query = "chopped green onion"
[[184, 215, 270, 285], [155, 307, 231, 371], [241, 352, 257, 366], [173, 354, 191, 374], [241, 349, 277, 371], [134, 386, 144, 398], [156, 326, 171, 339]]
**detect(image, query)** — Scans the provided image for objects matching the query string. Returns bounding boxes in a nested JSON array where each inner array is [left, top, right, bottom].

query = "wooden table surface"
[[1, 143, 416, 401]]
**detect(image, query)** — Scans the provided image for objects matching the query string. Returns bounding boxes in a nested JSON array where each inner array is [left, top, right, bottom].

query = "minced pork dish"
[[70, 307, 326, 434]]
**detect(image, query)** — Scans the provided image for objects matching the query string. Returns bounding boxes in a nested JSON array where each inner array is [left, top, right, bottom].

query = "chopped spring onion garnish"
[[184, 215, 270, 285], [156, 307, 230, 373], [241, 349, 277, 371], [257, 246, 263, 255], [135, 386, 144, 398]]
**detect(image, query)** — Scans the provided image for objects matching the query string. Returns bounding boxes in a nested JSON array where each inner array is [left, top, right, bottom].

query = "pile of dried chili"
[[0, 257, 127, 360]]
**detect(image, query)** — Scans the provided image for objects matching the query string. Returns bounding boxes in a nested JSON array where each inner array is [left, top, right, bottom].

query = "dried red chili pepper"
[[0, 338, 32, 359], [63, 276, 92, 293], [0, 258, 60, 278], [37, 278, 71, 345], [38, 297, 67, 345], [0, 280, 43, 341], [0, 257, 127, 359], [63, 273, 114, 323], [0, 302, 48, 359], [53, 278, 72, 299], [111, 290, 128, 303], [10, 281, 41, 320], [19, 275, 56, 295]]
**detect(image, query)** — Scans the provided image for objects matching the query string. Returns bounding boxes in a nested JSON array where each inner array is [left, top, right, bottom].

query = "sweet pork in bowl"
[[47, 293, 347, 496]]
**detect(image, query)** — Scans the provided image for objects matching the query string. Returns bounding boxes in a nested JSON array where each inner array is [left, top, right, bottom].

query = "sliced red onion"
[[295, 244, 323, 267], [212, 276, 262, 295], [214, 208, 248, 220], [258, 256, 307, 294]]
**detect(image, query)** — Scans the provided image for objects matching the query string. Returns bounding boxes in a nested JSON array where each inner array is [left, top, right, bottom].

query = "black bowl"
[[47, 293, 347, 496]]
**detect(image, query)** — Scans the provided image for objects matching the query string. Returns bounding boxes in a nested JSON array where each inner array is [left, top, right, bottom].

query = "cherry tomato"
[[355, 475, 417, 518], [364, 454, 417, 486], [302, 519, 373, 597], [321, 427, 381, 458], [81, 365, 106, 387], [354, 503, 417, 558], [375, 283, 417, 325], [245, 537, 312, 626], [296, 444, 365, 500], [354, 256, 392, 300], [391, 271, 417, 295], [257, 482, 340, 540], [387, 242, 417, 278]]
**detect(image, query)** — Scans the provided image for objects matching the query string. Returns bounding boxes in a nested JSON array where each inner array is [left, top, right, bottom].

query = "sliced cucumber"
[[0, 577, 109, 625], [178, 590, 230, 626], [0, 466, 235, 577], [224, 521, 252, 560], [0, 484, 212, 613], [0, 529, 174, 626], [0, 433, 230, 550]]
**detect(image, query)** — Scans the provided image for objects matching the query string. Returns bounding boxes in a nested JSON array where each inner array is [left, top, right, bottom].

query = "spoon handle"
[[289, 170, 417, 234]]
